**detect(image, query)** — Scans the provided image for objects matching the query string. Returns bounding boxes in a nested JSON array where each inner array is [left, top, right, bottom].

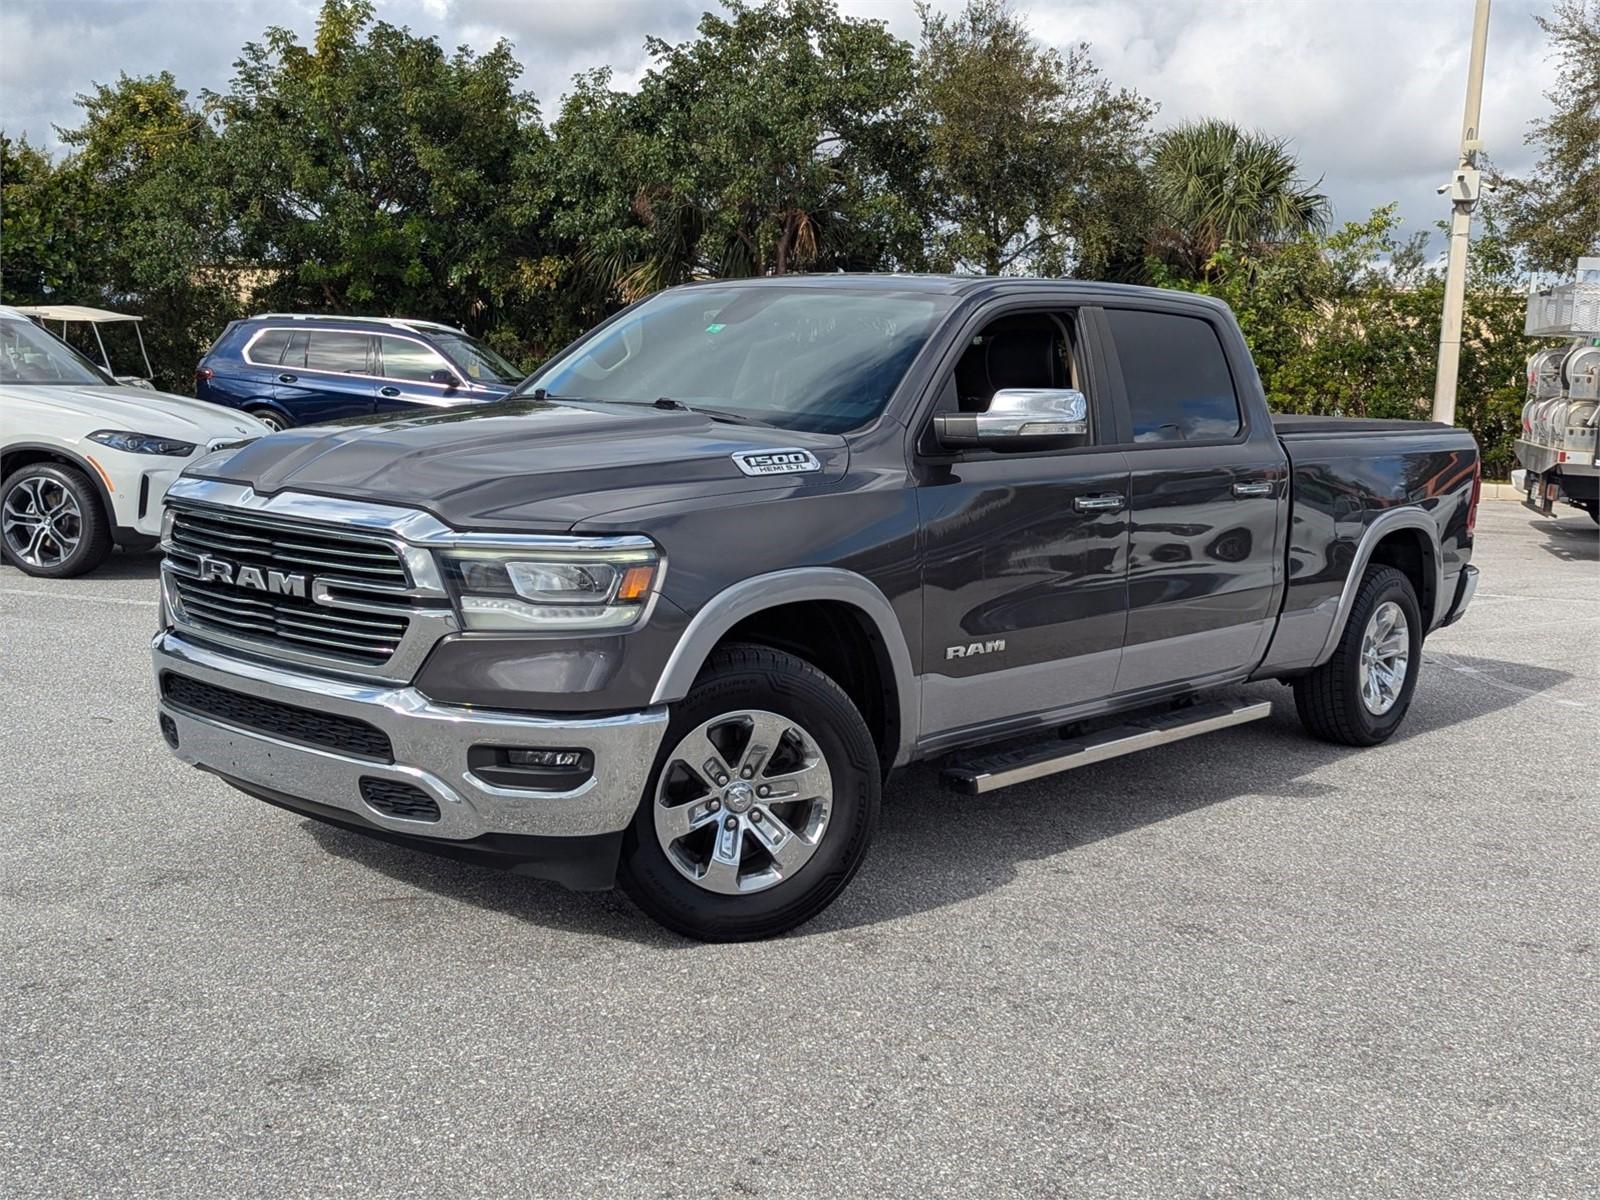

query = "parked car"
[[0, 306, 268, 578], [194, 314, 524, 430], [151, 276, 1481, 940]]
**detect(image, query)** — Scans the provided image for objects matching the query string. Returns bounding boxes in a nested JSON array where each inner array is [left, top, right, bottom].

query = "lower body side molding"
[[941, 699, 1274, 795]]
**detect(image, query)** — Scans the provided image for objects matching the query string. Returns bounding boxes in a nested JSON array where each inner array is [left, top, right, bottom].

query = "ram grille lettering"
[[192, 552, 308, 598]]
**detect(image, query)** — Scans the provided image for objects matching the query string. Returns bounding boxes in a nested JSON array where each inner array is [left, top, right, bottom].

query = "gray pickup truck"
[[153, 277, 1481, 940]]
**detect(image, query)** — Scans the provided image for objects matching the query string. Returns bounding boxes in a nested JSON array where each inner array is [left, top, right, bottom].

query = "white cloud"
[[0, 0, 1560, 251]]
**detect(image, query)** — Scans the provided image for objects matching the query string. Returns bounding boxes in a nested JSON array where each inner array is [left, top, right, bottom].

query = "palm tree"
[[1147, 118, 1331, 277]]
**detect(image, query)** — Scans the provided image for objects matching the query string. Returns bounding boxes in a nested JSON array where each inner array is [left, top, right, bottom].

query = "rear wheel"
[[1293, 565, 1422, 746], [618, 643, 879, 941], [1, 463, 112, 578], [248, 407, 288, 432]]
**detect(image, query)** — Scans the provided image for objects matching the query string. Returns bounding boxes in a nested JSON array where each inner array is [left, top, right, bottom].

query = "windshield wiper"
[[652, 397, 769, 427]]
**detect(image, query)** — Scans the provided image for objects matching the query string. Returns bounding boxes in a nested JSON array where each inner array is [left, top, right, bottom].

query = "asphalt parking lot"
[[3, 499, 1596, 1198]]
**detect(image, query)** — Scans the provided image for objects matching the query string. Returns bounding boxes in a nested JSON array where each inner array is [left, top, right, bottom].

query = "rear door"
[[1101, 304, 1287, 695], [273, 330, 378, 423], [915, 303, 1131, 747]]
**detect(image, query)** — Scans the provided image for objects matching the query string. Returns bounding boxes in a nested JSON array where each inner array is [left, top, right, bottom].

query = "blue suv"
[[195, 315, 524, 430]]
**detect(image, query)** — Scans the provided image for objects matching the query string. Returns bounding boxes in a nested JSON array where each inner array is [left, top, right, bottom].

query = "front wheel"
[[1293, 565, 1423, 746], [618, 643, 880, 941], [1, 463, 112, 578]]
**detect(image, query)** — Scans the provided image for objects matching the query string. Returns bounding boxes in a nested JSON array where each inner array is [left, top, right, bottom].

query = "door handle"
[[278, 373, 297, 384], [1074, 493, 1125, 513], [1232, 480, 1275, 498], [379, 386, 401, 398]]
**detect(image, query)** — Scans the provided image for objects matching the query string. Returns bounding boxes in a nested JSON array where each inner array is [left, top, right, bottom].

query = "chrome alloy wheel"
[[1358, 600, 1410, 716], [2, 475, 83, 568], [653, 710, 834, 895]]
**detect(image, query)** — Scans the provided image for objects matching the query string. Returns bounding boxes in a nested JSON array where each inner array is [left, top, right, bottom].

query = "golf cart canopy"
[[12, 304, 155, 387]]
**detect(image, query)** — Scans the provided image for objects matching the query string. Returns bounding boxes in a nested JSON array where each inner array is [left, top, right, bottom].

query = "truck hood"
[[4, 383, 267, 441], [190, 398, 850, 531]]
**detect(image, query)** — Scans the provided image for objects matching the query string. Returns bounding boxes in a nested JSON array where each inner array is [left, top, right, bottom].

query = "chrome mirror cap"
[[933, 388, 1090, 450]]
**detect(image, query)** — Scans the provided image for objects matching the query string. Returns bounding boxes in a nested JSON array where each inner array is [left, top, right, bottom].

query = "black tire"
[[0, 463, 113, 578], [248, 407, 289, 432], [618, 643, 880, 941], [1293, 565, 1423, 747], [1579, 499, 1599, 525]]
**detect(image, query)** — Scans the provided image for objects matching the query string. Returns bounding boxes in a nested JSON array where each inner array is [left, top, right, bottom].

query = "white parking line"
[[0, 588, 158, 608]]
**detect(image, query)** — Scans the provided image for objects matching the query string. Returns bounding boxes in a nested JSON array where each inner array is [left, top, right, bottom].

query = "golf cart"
[[13, 304, 157, 389]]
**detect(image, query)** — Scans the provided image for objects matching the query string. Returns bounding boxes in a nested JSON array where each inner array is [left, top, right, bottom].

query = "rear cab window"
[[1104, 308, 1242, 444]]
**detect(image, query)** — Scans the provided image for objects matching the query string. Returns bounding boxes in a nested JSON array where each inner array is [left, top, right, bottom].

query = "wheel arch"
[[650, 569, 918, 769], [1312, 507, 1443, 667], [1, 441, 117, 527]]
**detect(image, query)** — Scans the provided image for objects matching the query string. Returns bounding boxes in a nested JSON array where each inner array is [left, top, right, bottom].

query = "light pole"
[[1432, 0, 1493, 425]]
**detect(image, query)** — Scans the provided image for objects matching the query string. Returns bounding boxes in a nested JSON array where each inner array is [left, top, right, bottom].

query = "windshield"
[[0, 319, 111, 386], [517, 285, 951, 434], [432, 330, 524, 386]]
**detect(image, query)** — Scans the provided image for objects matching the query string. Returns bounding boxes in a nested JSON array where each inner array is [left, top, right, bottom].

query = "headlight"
[[439, 543, 661, 631], [87, 430, 197, 457]]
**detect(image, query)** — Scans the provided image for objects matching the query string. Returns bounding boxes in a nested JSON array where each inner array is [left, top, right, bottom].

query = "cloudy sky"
[[0, 0, 1562, 251]]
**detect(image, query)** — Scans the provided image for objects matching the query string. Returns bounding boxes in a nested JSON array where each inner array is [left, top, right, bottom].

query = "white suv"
[[0, 308, 269, 577]]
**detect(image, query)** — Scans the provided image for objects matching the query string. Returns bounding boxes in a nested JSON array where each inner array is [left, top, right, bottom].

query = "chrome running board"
[[941, 700, 1274, 795]]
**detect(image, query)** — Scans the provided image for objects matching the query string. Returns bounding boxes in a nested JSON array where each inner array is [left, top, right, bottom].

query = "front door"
[[1099, 305, 1287, 694], [916, 307, 1131, 746]]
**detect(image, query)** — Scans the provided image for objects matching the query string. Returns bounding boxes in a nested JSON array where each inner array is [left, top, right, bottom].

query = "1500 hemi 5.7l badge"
[[731, 449, 822, 476]]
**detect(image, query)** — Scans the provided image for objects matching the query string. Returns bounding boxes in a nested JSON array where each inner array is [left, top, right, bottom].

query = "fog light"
[[469, 746, 595, 792], [505, 748, 585, 769], [159, 713, 179, 749]]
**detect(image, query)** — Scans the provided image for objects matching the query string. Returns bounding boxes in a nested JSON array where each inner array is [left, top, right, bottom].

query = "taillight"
[[1467, 465, 1481, 533], [195, 366, 214, 383]]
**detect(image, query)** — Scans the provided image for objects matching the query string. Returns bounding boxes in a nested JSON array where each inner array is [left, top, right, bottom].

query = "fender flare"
[[650, 567, 919, 767], [1312, 506, 1444, 666]]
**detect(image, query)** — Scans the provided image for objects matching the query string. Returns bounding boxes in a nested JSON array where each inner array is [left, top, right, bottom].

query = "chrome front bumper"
[[153, 631, 668, 841]]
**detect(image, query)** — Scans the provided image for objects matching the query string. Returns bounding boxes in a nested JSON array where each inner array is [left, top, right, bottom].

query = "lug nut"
[[724, 816, 738, 831], [715, 774, 728, 786], [750, 810, 762, 823], [741, 767, 753, 778], [708, 799, 721, 813], [756, 786, 770, 798]]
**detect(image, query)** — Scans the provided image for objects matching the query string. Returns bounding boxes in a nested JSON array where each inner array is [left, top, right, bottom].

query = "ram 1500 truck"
[[152, 277, 1481, 940]]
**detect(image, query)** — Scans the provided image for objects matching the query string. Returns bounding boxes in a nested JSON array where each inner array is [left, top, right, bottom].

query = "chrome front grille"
[[170, 506, 409, 584], [165, 505, 414, 667]]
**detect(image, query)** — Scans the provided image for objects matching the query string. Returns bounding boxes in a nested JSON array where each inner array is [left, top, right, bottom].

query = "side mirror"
[[933, 388, 1089, 451], [429, 368, 460, 389]]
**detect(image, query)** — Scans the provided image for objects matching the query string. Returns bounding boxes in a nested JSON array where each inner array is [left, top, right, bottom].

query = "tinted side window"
[[1105, 309, 1240, 443], [304, 332, 371, 374], [379, 336, 450, 383], [248, 329, 291, 365]]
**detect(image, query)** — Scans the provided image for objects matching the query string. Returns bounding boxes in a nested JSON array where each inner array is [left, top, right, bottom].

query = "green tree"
[[1147, 118, 1331, 279], [208, 0, 542, 331], [916, 0, 1152, 277], [0, 135, 106, 304], [1498, 0, 1600, 272], [552, 0, 926, 302], [2, 74, 240, 390]]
